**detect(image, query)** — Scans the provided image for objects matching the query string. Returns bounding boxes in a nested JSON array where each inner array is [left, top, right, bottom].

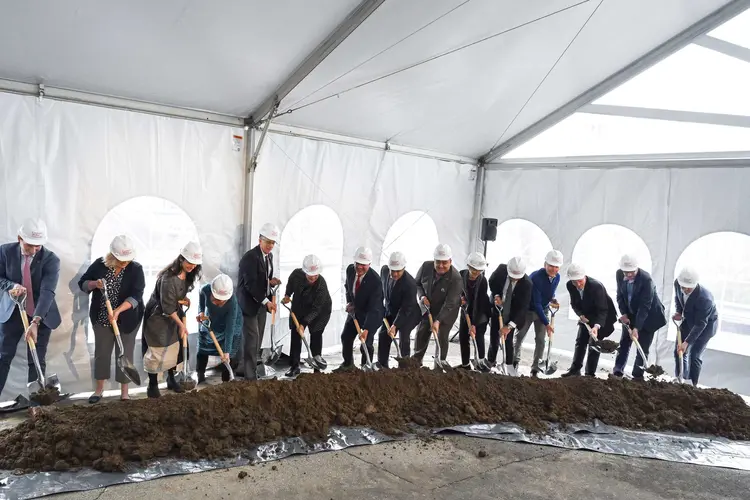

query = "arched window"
[[278, 205, 344, 316], [90, 196, 201, 340], [485, 219, 553, 273], [378, 211, 439, 279], [672, 232, 750, 357]]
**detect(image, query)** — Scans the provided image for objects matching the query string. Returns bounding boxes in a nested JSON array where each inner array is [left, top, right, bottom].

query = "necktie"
[[265, 255, 270, 295], [22, 255, 35, 316], [502, 280, 513, 323], [355, 276, 362, 295]]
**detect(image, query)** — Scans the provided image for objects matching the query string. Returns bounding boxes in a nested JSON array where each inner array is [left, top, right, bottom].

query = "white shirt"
[[499, 278, 517, 329]]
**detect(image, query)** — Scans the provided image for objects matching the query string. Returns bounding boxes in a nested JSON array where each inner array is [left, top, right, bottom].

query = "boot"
[[285, 366, 301, 378], [561, 368, 581, 377], [166, 369, 184, 393], [197, 372, 206, 385], [147, 374, 161, 399], [333, 363, 354, 373], [457, 363, 472, 370]]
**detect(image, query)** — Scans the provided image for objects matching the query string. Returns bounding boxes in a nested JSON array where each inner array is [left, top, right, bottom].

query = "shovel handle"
[[383, 318, 396, 339], [104, 298, 123, 338], [181, 316, 189, 347], [271, 295, 276, 324], [463, 312, 475, 338], [290, 312, 305, 337], [208, 330, 225, 357]]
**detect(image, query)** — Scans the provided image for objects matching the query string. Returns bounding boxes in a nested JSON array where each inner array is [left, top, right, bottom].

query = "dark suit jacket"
[[380, 266, 421, 333], [488, 264, 533, 329], [345, 265, 383, 334], [674, 281, 719, 344], [237, 245, 273, 315], [78, 257, 146, 333], [0, 242, 61, 328], [567, 276, 617, 338], [415, 261, 462, 326], [459, 269, 491, 326], [616, 269, 667, 333]]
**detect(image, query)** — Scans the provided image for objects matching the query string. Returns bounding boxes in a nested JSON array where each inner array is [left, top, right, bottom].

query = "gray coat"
[[143, 274, 188, 348], [415, 261, 462, 327]]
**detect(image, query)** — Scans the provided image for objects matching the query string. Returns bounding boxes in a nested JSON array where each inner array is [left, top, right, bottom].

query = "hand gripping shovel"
[[543, 304, 559, 376], [383, 318, 402, 363], [425, 305, 451, 372], [354, 319, 377, 372], [101, 281, 141, 385], [174, 301, 198, 390], [463, 305, 491, 372], [579, 321, 602, 354], [620, 321, 663, 378], [281, 302, 326, 371], [494, 305, 509, 375], [673, 318, 685, 384], [261, 287, 283, 366], [199, 317, 235, 381]]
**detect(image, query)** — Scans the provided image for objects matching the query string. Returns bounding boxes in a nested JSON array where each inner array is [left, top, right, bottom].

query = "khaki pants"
[[513, 311, 548, 373]]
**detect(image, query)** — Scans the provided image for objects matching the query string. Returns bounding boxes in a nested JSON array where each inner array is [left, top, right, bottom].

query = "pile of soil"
[[30, 387, 61, 406], [2, 368, 749, 474], [598, 340, 619, 354], [645, 365, 666, 377]]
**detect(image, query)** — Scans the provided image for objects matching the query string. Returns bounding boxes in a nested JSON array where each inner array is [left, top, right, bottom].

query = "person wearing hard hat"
[[78, 235, 145, 402], [673, 267, 718, 386], [335, 247, 383, 371], [282, 254, 332, 378], [413, 244, 463, 365], [0, 219, 61, 398], [487, 256, 533, 376], [562, 263, 617, 377], [457, 252, 491, 369], [613, 254, 666, 380], [237, 222, 282, 381], [376, 251, 420, 369], [142, 241, 203, 398], [515, 249, 563, 377], [195, 274, 243, 384]]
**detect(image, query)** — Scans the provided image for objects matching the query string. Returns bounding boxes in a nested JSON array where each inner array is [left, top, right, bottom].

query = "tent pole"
[[468, 163, 486, 255]]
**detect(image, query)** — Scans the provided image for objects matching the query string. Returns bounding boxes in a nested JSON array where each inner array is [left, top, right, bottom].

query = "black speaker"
[[481, 218, 498, 242]]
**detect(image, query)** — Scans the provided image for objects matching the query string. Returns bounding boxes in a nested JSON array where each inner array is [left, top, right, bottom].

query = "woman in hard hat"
[[458, 252, 491, 369], [142, 241, 203, 398], [78, 235, 145, 403], [282, 254, 332, 378], [195, 274, 242, 383]]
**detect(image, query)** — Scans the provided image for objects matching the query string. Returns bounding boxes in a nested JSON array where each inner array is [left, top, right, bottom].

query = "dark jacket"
[[615, 268, 667, 333], [0, 243, 61, 328], [197, 283, 243, 357], [284, 268, 332, 333], [567, 276, 617, 338], [415, 261, 462, 326], [488, 264, 533, 329], [674, 281, 719, 344], [78, 257, 146, 333], [380, 265, 421, 333], [460, 269, 491, 326], [345, 264, 383, 334], [237, 245, 273, 316]]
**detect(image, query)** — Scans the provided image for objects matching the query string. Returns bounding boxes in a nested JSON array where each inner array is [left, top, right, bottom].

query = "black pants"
[[458, 316, 486, 366], [242, 307, 267, 381], [341, 318, 374, 366], [289, 327, 323, 369], [196, 352, 231, 382], [569, 325, 601, 375], [488, 313, 514, 365], [0, 311, 52, 397], [614, 326, 656, 378], [377, 322, 411, 368]]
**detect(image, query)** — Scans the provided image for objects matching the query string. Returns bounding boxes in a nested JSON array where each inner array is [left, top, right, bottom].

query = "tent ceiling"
[[0, 0, 742, 158]]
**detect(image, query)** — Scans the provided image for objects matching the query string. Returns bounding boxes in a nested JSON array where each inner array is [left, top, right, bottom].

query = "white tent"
[[1, 0, 749, 397]]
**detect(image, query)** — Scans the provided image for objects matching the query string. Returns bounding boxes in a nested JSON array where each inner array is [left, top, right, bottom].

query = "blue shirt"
[[626, 280, 634, 306], [528, 268, 560, 326]]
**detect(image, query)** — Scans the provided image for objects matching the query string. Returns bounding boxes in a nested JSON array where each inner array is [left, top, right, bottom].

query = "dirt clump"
[[237, 470, 248, 479], [597, 340, 619, 354], [477, 450, 488, 458], [30, 387, 61, 406], [645, 365, 666, 377], [179, 380, 197, 392], [1, 367, 749, 474]]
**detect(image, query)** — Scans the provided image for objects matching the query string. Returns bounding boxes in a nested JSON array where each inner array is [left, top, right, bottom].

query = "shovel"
[[383, 318, 402, 363], [673, 318, 685, 383], [281, 302, 326, 371], [174, 301, 197, 390], [462, 306, 491, 373], [261, 287, 283, 365], [354, 319, 377, 372], [101, 281, 141, 385], [619, 321, 662, 377], [579, 321, 602, 353], [199, 317, 235, 381], [494, 305, 508, 375], [543, 304, 559, 376], [425, 305, 452, 371]]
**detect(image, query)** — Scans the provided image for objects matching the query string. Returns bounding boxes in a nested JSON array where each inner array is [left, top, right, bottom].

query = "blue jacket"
[[615, 269, 667, 333], [527, 268, 559, 326], [0, 242, 61, 328], [197, 284, 243, 357], [674, 281, 718, 344]]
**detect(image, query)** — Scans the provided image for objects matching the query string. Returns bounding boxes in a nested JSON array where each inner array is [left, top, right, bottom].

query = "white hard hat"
[[434, 243, 452, 261], [259, 222, 280, 242], [353, 246, 372, 265], [388, 251, 406, 271], [545, 250, 563, 267], [110, 235, 136, 262], [302, 254, 322, 276], [18, 218, 48, 246], [466, 252, 487, 271], [507, 256, 527, 279], [619, 254, 639, 272], [567, 263, 586, 281], [180, 241, 203, 265], [677, 267, 699, 288], [211, 274, 234, 301]]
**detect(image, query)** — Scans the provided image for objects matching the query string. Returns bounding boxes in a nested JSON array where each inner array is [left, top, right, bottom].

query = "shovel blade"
[[117, 357, 141, 386], [223, 361, 236, 381], [256, 364, 277, 380], [544, 361, 558, 376], [306, 357, 326, 370], [269, 345, 282, 365]]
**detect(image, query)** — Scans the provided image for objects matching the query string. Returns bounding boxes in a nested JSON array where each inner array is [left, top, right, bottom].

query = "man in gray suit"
[[0, 219, 61, 397], [414, 244, 462, 365]]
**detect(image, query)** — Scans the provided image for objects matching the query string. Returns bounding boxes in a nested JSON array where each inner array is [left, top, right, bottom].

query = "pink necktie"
[[22, 256, 35, 317]]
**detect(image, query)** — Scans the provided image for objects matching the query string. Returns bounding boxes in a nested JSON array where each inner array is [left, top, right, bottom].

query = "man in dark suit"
[[335, 247, 383, 371], [488, 256, 533, 376], [562, 263, 617, 377], [613, 254, 667, 380], [0, 219, 61, 397], [673, 267, 718, 386], [237, 222, 281, 381], [376, 251, 420, 368]]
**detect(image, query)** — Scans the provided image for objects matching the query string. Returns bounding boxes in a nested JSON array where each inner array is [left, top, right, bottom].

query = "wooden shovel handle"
[[383, 318, 396, 339], [104, 298, 122, 338], [271, 295, 276, 324], [18, 309, 35, 349], [290, 311, 306, 338], [208, 330, 225, 357], [464, 312, 475, 338]]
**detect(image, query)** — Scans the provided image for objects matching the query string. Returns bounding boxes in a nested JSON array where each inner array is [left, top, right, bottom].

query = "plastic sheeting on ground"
[[2, 422, 749, 500]]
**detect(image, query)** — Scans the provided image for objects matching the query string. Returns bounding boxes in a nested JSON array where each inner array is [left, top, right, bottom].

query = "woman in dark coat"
[[458, 252, 491, 369], [78, 235, 145, 403]]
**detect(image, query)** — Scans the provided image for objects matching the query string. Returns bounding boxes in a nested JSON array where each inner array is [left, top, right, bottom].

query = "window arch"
[[485, 219, 553, 273], [672, 231, 750, 357], [279, 205, 344, 315], [90, 196, 201, 340], [378, 211, 439, 278]]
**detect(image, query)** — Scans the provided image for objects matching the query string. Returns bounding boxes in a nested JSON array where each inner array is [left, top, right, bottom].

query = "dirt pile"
[[1, 367, 749, 474], [30, 387, 61, 406], [598, 340, 619, 354], [645, 365, 666, 377]]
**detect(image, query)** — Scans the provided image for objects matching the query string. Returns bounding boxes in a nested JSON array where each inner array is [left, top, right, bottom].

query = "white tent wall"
[[483, 166, 750, 394], [0, 92, 245, 399]]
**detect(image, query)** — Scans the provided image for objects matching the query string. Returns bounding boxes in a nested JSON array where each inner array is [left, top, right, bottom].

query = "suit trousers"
[[290, 327, 323, 368], [92, 323, 137, 384], [341, 318, 374, 367], [413, 318, 451, 362], [0, 311, 52, 397], [614, 326, 656, 379], [242, 306, 267, 381], [674, 321, 716, 385], [377, 324, 411, 368], [513, 311, 547, 372], [488, 312, 514, 365], [458, 316, 486, 367], [569, 324, 601, 375]]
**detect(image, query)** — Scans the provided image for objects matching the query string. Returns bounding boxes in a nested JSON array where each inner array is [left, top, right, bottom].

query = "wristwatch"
[[32, 316, 42, 326]]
